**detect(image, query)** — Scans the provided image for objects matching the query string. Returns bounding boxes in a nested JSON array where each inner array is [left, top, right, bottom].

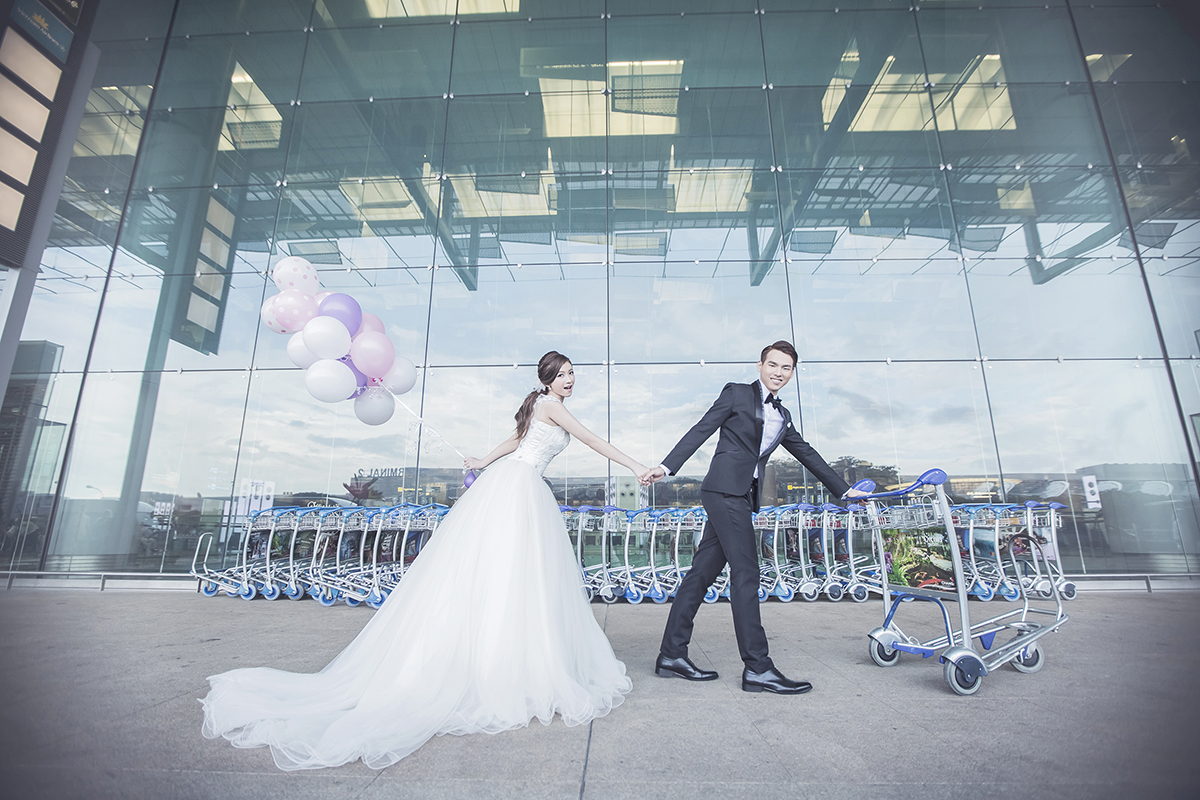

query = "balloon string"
[[395, 398, 467, 461]]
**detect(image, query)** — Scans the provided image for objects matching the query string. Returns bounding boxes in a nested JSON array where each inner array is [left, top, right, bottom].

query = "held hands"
[[638, 466, 667, 486]]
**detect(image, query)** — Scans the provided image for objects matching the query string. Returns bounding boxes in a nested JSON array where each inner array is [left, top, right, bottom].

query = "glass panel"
[[442, 93, 562, 177], [48, 371, 251, 572], [761, 10, 920, 89], [314, 0, 457, 27], [606, 88, 772, 173], [916, 7, 1088, 84], [86, 186, 276, 372], [936, 83, 1108, 170], [609, 260, 789, 365], [425, 261, 606, 367], [21, 247, 110, 373], [91, 1, 175, 42], [134, 104, 295, 190], [451, 16, 605, 97], [1071, 5, 1200, 83], [1117, 165, 1200, 358], [300, 22, 453, 102], [987, 359, 1200, 572], [779, 167, 960, 262], [286, 98, 448, 183], [609, 1, 757, 14], [769, 84, 940, 170], [1, 371, 81, 571], [154, 31, 307, 111], [173, 0, 315, 36], [608, 12, 766, 90], [1093, 83, 1200, 168]]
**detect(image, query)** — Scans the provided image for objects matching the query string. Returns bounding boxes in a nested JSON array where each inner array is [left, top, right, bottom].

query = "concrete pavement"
[[0, 588, 1197, 799]]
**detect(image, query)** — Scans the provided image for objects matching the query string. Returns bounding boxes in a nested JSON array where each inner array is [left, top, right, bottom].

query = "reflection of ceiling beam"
[[751, 32, 902, 286]]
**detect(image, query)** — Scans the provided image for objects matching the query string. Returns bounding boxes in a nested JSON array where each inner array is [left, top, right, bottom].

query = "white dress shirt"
[[755, 386, 784, 479]]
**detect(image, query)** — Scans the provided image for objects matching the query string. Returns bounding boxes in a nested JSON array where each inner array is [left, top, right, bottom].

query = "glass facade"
[[2, 0, 1199, 576]]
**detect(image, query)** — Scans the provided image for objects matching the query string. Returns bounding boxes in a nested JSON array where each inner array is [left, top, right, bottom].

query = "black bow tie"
[[765, 394, 783, 412]]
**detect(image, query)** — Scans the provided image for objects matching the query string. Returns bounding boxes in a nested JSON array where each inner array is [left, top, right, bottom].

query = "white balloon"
[[302, 316, 352, 360], [354, 387, 395, 426], [286, 331, 320, 369], [381, 356, 417, 395], [305, 359, 358, 403]]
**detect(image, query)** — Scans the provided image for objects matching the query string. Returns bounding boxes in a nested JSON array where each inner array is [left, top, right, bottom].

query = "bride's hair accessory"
[[515, 351, 570, 438]]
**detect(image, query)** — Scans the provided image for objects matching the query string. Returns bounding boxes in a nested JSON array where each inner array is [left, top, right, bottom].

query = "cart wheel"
[[237, 583, 257, 601], [870, 639, 901, 667], [260, 583, 280, 601], [316, 588, 338, 607], [583, 586, 595, 602], [1058, 581, 1077, 600], [757, 586, 769, 603], [626, 586, 644, 604], [1033, 578, 1053, 599], [777, 585, 795, 603], [974, 582, 994, 602], [703, 586, 720, 604], [600, 588, 621, 604], [283, 584, 306, 601], [366, 592, 385, 610], [944, 659, 983, 696], [849, 584, 869, 603], [799, 583, 820, 602], [999, 582, 1020, 602], [1010, 640, 1044, 674], [344, 596, 362, 607], [826, 584, 844, 602], [199, 581, 220, 597]]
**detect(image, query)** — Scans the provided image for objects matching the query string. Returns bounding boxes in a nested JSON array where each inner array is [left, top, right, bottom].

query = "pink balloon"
[[260, 295, 295, 335], [349, 331, 395, 378], [313, 290, 335, 304], [356, 312, 386, 336], [273, 290, 320, 330], [272, 256, 320, 292]]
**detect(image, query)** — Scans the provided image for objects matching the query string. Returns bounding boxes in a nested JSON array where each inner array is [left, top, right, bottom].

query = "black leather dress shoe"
[[655, 654, 718, 681], [742, 667, 812, 694]]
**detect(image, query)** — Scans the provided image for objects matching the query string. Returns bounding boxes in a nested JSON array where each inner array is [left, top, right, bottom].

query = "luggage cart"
[[192, 507, 299, 600], [863, 469, 1070, 696], [1011, 502, 1077, 601]]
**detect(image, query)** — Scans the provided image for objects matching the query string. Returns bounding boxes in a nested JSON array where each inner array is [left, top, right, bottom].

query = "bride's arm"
[[464, 433, 519, 471], [542, 403, 647, 477]]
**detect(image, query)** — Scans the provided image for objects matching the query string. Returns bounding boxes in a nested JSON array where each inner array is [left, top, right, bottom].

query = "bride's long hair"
[[515, 351, 571, 439]]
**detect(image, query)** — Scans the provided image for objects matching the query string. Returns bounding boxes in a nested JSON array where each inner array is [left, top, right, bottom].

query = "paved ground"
[[0, 587, 1197, 800]]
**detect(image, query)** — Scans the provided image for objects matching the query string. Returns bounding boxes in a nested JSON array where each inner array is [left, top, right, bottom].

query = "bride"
[[201, 351, 644, 770]]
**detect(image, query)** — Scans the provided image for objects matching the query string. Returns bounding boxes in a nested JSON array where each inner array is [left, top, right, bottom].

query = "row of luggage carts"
[[191, 468, 1072, 694], [191, 504, 449, 607]]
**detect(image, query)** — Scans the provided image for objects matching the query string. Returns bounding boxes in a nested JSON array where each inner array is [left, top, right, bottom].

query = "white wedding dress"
[[201, 395, 632, 770]]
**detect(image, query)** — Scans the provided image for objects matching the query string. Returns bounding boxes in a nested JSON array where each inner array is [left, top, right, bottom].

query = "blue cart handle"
[[839, 478, 876, 500], [851, 468, 947, 500]]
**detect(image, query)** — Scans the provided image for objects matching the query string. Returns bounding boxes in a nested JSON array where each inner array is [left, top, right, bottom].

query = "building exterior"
[[0, 0, 1197, 576]]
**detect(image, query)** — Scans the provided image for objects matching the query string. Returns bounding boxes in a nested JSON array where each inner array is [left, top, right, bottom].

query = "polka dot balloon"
[[271, 290, 319, 332], [260, 295, 295, 335], [272, 256, 321, 293]]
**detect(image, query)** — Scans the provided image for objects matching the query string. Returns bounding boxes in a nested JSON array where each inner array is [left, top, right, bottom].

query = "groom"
[[642, 341, 864, 694]]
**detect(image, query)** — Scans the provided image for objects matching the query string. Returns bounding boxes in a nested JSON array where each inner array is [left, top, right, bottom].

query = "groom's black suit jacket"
[[661, 381, 850, 511]]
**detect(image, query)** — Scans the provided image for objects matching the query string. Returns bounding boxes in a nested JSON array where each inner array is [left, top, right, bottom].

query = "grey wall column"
[[0, 41, 100, 397]]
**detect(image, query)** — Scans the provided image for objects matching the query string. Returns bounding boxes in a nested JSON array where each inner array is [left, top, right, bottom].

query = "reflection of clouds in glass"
[[799, 362, 999, 479], [988, 361, 1191, 474]]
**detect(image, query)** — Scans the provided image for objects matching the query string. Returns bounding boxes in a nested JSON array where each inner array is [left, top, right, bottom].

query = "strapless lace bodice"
[[509, 395, 569, 476]]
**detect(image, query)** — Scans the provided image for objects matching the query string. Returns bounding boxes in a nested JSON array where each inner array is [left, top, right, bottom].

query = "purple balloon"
[[464, 470, 478, 489], [339, 354, 368, 398], [319, 293, 363, 337]]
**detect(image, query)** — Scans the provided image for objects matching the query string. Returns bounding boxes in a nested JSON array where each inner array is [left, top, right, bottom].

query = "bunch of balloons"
[[259, 256, 417, 426]]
